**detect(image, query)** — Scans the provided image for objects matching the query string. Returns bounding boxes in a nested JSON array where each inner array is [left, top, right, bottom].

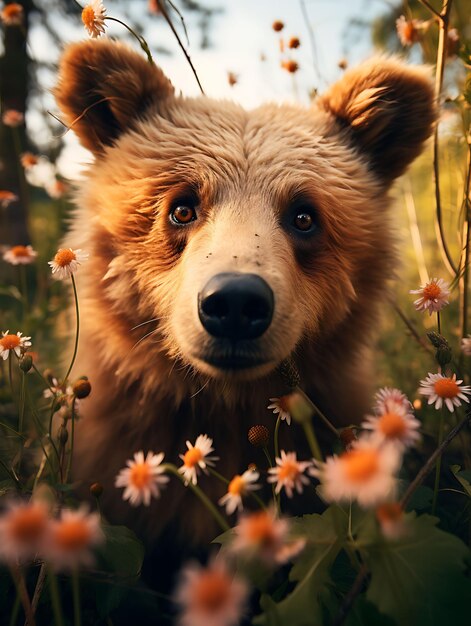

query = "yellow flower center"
[[54, 249, 76, 267], [228, 475, 244, 496], [11, 245, 29, 257], [0, 334, 20, 350], [193, 571, 231, 612], [81, 6, 96, 28], [342, 449, 379, 482], [8, 506, 47, 544], [422, 282, 441, 300], [129, 463, 152, 489], [54, 519, 92, 551], [378, 412, 407, 438], [278, 460, 300, 481], [434, 378, 459, 398], [183, 447, 203, 468], [245, 511, 276, 546]]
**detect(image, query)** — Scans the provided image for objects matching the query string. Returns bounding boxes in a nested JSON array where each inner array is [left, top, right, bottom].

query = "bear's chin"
[[189, 353, 279, 381]]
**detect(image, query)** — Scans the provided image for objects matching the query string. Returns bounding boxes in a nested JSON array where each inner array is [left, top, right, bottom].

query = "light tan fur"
[[55, 40, 435, 549]]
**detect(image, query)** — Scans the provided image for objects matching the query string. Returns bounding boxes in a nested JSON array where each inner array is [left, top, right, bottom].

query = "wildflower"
[[461, 336, 471, 356], [419, 372, 471, 412], [218, 469, 260, 515], [231, 508, 305, 565], [396, 15, 424, 46], [20, 152, 38, 169], [0, 331, 31, 360], [272, 20, 284, 32], [43, 506, 103, 570], [0, 190, 18, 208], [376, 502, 406, 540], [310, 438, 401, 508], [374, 387, 412, 414], [82, 0, 107, 38], [410, 278, 450, 315], [3, 245, 37, 265], [281, 60, 299, 73], [115, 451, 169, 506], [267, 396, 292, 425], [248, 424, 269, 448], [178, 435, 218, 485], [72, 377, 92, 399], [48, 248, 88, 280], [288, 36, 300, 49], [148, 0, 161, 14], [46, 179, 68, 199], [339, 427, 357, 450], [43, 377, 72, 404], [338, 58, 348, 70], [227, 72, 238, 87], [2, 109, 24, 127], [267, 450, 311, 498], [363, 396, 421, 450], [0, 501, 49, 564], [0, 3, 23, 26], [174, 557, 249, 626]]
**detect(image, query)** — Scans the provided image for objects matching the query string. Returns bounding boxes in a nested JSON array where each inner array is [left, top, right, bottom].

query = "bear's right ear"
[[54, 39, 175, 154]]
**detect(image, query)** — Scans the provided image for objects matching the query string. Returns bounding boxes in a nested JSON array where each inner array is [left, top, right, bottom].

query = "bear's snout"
[[198, 272, 274, 341]]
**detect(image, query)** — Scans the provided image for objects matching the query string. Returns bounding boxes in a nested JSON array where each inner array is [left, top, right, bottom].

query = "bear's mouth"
[[193, 344, 270, 371]]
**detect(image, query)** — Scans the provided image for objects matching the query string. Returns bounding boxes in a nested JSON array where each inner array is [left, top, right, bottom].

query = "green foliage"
[[97, 524, 145, 578]]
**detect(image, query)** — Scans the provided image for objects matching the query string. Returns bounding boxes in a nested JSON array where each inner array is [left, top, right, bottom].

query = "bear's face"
[[55, 40, 435, 383]]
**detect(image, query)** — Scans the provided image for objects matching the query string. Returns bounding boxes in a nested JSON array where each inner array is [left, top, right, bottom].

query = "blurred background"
[[0, 0, 469, 396]]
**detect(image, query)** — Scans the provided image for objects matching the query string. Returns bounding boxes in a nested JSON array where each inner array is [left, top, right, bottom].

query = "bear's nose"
[[198, 272, 274, 340]]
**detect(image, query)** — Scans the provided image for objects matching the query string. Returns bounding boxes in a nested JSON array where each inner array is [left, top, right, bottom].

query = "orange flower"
[[272, 20, 284, 32], [0, 501, 49, 563], [288, 36, 300, 49], [227, 72, 238, 87], [0, 190, 18, 208], [20, 152, 38, 169], [0, 3, 23, 26], [82, 0, 107, 38], [2, 109, 24, 127], [3, 244, 37, 265], [281, 60, 299, 74]]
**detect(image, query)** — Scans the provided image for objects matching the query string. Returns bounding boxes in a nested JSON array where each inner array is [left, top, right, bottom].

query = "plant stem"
[[401, 409, 471, 509], [104, 17, 154, 64], [302, 421, 323, 462], [65, 397, 77, 484], [16, 371, 26, 471], [436, 310, 441, 336], [10, 566, 35, 626], [332, 563, 369, 626], [274, 414, 281, 459], [72, 570, 81, 626], [432, 0, 457, 276], [48, 570, 64, 626], [296, 387, 339, 438], [163, 464, 229, 532], [432, 409, 446, 514], [459, 143, 471, 346], [64, 274, 80, 383], [156, 0, 205, 94], [29, 564, 47, 623], [9, 594, 20, 626]]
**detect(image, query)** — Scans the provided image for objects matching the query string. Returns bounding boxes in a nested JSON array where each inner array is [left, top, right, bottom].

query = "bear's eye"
[[293, 212, 314, 232], [170, 204, 197, 225]]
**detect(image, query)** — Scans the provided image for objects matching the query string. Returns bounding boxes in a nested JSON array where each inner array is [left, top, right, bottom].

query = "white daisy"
[[174, 557, 249, 626], [419, 372, 471, 412], [362, 404, 421, 450], [0, 501, 49, 564], [3, 245, 37, 265], [267, 450, 311, 498], [231, 507, 305, 565], [43, 506, 103, 571], [410, 278, 450, 315], [115, 451, 169, 506], [374, 387, 412, 415], [310, 437, 402, 508], [178, 435, 219, 486], [267, 396, 292, 425], [218, 469, 260, 515], [48, 248, 88, 280], [0, 331, 31, 360], [81, 0, 107, 38]]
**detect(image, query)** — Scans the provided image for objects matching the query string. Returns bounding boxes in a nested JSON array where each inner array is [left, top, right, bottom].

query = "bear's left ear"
[[54, 39, 175, 154], [319, 58, 436, 186]]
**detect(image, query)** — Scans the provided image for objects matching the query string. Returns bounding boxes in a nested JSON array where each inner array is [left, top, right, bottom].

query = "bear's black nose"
[[198, 272, 274, 340]]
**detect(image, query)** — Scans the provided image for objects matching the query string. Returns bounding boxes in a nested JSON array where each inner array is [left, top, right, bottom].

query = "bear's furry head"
[[55, 40, 435, 396]]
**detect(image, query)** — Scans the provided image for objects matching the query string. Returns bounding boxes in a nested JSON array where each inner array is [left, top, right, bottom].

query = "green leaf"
[[97, 525, 145, 578], [254, 506, 347, 626], [346, 596, 396, 626], [450, 465, 471, 497], [359, 513, 471, 626], [403, 485, 433, 511]]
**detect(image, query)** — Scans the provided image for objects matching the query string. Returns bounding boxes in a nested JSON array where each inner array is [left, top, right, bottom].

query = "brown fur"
[[54, 40, 435, 550]]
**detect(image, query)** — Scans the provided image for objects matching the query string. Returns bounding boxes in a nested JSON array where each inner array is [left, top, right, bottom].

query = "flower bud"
[[90, 482, 104, 498], [288, 36, 300, 49], [272, 20, 284, 32], [19, 354, 33, 372], [285, 391, 313, 424], [73, 377, 91, 399], [339, 427, 356, 449], [436, 345, 452, 367], [248, 425, 269, 447], [58, 425, 68, 445]]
